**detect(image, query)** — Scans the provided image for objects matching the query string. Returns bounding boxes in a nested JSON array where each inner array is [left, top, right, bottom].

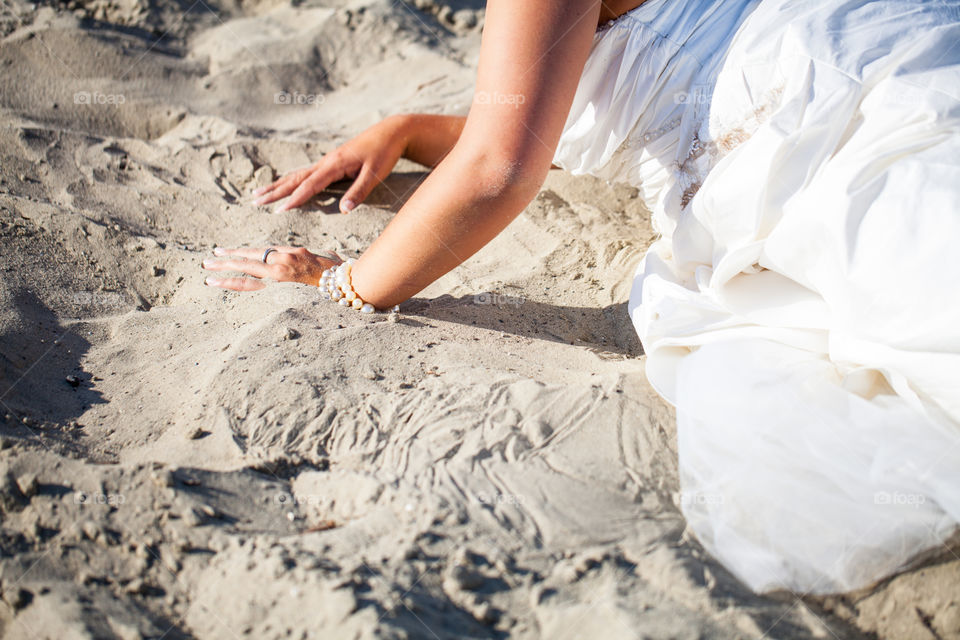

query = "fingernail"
[[254, 197, 266, 205], [252, 186, 266, 196], [274, 203, 289, 214], [340, 198, 355, 213], [205, 276, 220, 286], [213, 247, 225, 256], [202, 259, 212, 268]]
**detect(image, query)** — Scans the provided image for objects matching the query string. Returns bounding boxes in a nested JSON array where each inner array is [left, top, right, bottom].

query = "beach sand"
[[0, 0, 958, 637]]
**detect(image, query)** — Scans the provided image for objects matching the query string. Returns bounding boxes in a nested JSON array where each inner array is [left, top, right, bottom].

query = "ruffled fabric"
[[553, 0, 762, 232], [556, 0, 960, 594]]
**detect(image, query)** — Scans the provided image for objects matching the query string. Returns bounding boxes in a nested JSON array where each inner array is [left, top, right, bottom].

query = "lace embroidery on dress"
[[622, 116, 684, 150], [674, 85, 785, 210]]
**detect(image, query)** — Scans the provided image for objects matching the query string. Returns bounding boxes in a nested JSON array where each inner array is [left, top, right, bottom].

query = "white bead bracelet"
[[319, 258, 398, 314]]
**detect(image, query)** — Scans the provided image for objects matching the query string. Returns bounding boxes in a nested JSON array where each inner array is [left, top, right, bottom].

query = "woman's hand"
[[253, 115, 411, 214], [202, 246, 342, 291]]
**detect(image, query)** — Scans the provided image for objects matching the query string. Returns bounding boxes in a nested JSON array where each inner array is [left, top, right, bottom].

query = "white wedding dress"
[[554, 0, 960, 594]]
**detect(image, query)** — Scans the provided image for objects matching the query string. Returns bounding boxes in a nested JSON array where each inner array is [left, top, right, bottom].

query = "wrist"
[[320, 257, 401, 314], [349, 257, 396, 310], [385, 113, 418, 159]]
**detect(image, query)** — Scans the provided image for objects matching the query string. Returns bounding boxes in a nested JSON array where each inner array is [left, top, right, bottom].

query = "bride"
[[202, 0, 960, 594]]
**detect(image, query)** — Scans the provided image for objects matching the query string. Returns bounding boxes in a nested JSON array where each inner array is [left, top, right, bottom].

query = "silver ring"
[[261, 247, 278, 264]]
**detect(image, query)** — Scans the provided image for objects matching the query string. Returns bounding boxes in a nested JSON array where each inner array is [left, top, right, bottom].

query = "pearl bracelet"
[[320, 259, 398, 314]]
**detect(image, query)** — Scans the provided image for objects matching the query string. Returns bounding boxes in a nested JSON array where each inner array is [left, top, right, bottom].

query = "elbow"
[[449, 146, 551, 208]]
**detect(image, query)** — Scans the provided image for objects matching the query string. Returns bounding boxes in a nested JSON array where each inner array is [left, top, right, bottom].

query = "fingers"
[[253, 168, 311, 206], [275, 163, 347, 213], [205, 276, 267, 291], [209, 246, 341, 268], [251, 183, 273, 197], [202, 257, 273, 279], [203, 246, 344, 292], [339, 164, 379, 214], [212, 246, 301, 261]]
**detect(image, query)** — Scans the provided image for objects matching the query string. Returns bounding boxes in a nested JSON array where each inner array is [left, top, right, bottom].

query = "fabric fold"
[[555, 0, 960, 594]]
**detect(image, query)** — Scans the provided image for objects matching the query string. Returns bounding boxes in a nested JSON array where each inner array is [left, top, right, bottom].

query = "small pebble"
[[16, 473, 38, 498], [81, 519, 100, 541], [162, 550, 181, 573], [468, 599, 498, 625], [65, 375, 80, 387], [555, 562, 582, 584], [124, 578, 145, 594], [453, 8, 477, 29]]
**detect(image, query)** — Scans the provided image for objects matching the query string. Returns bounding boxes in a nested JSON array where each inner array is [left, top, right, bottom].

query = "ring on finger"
[[262, 247, 278, 264]]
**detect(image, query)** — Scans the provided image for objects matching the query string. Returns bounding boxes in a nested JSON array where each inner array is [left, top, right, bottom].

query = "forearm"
[[345, 0, 598, 310], [397, 114, 466, 168], [349, 147, 545, 308]]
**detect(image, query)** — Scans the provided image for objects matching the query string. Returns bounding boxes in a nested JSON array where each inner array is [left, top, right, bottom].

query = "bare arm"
[[206, 0, 599, 303], [400, 114, 465, 168], [350, 0, 601, 308]]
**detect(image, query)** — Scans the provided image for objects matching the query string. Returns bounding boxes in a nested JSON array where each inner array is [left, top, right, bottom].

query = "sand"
[[0, 0, 958, 637]]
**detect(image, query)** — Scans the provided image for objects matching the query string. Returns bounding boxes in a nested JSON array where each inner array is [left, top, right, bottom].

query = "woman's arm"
[[206, 0, 599, 302], [350, 0, 601, 308], [253, 114, 465, 213]]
